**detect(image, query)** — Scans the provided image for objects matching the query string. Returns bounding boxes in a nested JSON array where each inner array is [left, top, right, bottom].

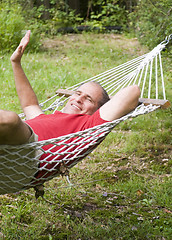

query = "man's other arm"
[[99, 85, 140, 121]]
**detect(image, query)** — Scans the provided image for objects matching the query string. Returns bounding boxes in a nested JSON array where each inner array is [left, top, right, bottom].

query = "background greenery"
[[0, 0, 171, 52]]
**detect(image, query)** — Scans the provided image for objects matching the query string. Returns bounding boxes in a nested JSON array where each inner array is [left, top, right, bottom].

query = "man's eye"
[[87, 97, 92, 102]]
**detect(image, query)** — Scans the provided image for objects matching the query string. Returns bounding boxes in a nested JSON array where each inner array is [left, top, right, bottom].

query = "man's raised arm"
[[10, 30, 43, 120], [99, 85, 140, 121]]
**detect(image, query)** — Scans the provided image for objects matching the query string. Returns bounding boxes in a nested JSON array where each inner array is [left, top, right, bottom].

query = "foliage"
[[49, 7, 83, 34], [1, 0, 172, 51], [0, 1, 25, 52], [0, 1, 41, 53], [84, 0, 127, 31], [129, 0, 172, 49]]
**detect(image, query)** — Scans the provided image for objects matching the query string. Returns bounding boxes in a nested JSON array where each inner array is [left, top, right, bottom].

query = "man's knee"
[[0, 110, 21, 132], [0, 110, 31, 145]]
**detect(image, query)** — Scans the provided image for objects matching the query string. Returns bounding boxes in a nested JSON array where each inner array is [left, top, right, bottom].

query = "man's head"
[[63, 81, 110, 115]]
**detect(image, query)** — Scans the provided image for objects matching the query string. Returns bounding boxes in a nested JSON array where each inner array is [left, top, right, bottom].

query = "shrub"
[[0, 2, 25, 52], [0, 1, 41, 53], [50, 8, 83, 34], [84, 0, 127, 31], [129, 0, 172, 50]]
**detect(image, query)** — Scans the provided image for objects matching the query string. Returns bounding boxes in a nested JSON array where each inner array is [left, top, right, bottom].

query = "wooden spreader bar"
[[56, 89, 74, 97], [139, 98, 170, 109], [56, 89, 170, 109]]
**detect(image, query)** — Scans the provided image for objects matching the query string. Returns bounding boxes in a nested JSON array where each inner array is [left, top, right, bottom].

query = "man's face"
[[63, 82, 103, 115]]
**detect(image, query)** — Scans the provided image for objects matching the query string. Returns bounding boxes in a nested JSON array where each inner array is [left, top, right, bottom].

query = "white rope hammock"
[[0, 36, 171, 196]]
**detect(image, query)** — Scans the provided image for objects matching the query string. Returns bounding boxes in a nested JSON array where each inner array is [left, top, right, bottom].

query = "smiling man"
[[0, 30, 140, 151], [63, 82, 110, 115]]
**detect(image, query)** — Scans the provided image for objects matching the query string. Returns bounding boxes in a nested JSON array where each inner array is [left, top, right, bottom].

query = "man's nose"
[[75, 94, 83, 102]]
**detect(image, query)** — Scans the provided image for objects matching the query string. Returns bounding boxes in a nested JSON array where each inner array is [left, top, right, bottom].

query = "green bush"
[[51, 8, 83, 33], [0, 2, 25, 52], [0, 1, 41, 53], [39, 0, 127, 34], [129, 0, 172, 49], [84, 0, 127, 31]]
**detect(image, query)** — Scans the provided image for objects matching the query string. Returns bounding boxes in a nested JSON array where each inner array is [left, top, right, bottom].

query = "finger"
[[19, 30, 31, 52], [24, 30, 31, 41], [20, 30, 31, 46]]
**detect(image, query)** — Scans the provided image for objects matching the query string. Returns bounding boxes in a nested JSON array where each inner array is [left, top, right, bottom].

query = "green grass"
[[0, 33, 171, 239]]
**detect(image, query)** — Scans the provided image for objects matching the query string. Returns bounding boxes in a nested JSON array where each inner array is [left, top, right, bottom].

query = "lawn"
[[0, 33, 171, 240]]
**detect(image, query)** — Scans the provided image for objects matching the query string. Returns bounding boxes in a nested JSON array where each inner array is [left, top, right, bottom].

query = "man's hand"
[[10, 30, 31, 63]]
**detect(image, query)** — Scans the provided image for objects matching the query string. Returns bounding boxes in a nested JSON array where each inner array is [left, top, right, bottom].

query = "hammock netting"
[[0, 36, 171, 195]]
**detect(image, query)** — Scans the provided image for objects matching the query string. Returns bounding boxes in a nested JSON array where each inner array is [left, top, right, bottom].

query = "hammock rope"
[[0, 35, 171, 196]]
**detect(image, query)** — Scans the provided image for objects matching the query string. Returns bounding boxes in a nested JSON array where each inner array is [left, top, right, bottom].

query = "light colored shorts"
[[0, 125, 39, 194]]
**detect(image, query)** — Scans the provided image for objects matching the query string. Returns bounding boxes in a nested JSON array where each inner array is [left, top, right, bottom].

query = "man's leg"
[[0, 110, 32, 145]]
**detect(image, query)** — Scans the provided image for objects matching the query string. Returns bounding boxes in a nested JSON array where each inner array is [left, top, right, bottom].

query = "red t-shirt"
[[25, 109, 107, 141], [25, 110, 108, 181]]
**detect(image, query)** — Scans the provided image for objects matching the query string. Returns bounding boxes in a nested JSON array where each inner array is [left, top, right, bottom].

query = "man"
[[0, 31, 140, 191], [0, 30, 140, 147]]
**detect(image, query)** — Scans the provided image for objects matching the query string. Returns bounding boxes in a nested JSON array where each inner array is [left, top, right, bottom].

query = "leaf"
[[137, 189, 144, 196]]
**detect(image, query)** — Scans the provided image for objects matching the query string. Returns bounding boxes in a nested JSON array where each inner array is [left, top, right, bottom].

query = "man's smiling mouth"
[[71, 104, 81, 111]]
